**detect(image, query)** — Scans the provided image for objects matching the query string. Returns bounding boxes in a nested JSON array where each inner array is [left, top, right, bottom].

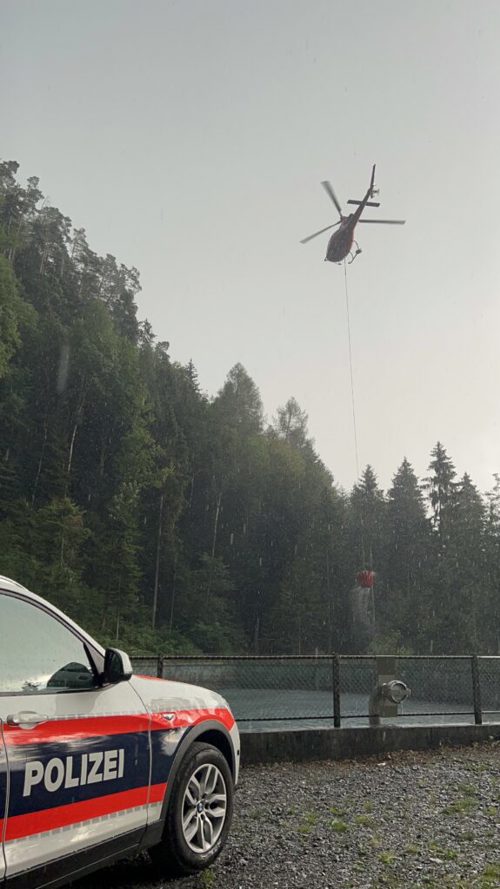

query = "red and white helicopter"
[[300, 165, 405, 264]]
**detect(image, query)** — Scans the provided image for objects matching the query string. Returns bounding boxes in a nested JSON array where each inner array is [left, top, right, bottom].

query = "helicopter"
[[300, 165, 405, 264]]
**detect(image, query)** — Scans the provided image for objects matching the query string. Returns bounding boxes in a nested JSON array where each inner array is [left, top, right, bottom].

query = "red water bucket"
[[356, 570, 375, 588]]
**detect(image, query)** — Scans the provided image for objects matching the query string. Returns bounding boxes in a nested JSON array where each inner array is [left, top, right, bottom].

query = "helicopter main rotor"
[[321, 180, 343, 217], [299, 180, 346, 245], [299, 219, 341, 245]]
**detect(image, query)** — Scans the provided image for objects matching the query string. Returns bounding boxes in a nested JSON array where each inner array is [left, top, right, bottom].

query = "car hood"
[[129, 673, 231, 716]]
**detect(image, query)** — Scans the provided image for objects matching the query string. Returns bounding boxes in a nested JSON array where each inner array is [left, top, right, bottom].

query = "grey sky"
[[2, 0, 500, 493]]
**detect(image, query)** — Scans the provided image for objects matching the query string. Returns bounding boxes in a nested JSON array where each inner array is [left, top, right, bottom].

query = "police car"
[[0, 576, 240, 888]]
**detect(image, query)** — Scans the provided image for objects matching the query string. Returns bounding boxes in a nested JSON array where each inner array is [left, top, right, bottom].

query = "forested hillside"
[[1, 161, 499, 655]]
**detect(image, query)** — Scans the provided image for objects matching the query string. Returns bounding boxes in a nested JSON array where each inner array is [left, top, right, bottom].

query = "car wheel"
[[151, 741, 234, 877]]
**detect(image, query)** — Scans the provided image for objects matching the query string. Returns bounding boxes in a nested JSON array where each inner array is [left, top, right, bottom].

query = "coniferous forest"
[[1, 161, 499, 656]]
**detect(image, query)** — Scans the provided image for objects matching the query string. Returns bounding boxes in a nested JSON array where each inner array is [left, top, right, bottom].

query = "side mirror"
[[102, 648, 133, 685]]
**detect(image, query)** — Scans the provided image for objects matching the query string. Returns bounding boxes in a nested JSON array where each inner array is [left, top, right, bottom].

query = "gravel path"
[[76, 742, 500, 889]]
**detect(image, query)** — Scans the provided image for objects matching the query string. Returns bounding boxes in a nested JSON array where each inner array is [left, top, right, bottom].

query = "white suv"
[[0, 576, 239, 887]]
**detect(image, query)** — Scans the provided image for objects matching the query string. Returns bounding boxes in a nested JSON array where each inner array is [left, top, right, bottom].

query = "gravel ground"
[[76, 742, 500, 889]]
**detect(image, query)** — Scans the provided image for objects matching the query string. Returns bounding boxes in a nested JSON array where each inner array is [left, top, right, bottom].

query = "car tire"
[[150, 741, 234, 877]]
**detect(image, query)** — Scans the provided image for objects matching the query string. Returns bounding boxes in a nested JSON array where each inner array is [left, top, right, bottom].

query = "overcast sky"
[[2, 0, 500, 493]]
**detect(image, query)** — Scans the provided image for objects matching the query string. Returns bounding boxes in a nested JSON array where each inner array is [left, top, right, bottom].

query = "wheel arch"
[[194, 727, 234, 775], [143, 719, 236, 850]]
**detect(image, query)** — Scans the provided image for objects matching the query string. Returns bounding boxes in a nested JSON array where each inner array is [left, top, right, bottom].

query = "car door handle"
[[6, 711, 49, 728]]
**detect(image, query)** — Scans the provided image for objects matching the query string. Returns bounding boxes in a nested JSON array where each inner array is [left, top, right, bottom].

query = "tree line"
[[1, 160, 499, 656]]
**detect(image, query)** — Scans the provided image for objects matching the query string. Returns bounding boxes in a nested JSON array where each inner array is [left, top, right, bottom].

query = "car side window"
[[0, 592, 97, 695]]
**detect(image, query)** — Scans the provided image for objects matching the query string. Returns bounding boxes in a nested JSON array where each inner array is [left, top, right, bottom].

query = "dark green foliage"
[[0, 161, 498, 655], [0, 256, 25, 378]]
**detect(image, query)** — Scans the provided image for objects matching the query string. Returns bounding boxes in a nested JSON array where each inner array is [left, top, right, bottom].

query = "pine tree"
[[384, 458, 430, 651], [485, 475, 500, 653], [350, 465, 386, 570], [273, 397, 310, 450], [424, 441, 457, 541]]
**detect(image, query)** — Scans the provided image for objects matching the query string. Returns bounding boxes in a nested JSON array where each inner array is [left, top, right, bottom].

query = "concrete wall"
[[241, 724, 500, 765]]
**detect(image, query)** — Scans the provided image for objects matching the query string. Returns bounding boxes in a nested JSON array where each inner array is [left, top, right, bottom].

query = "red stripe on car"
[[150, 707, 235, 731], [4, 708, 234, 747], [3, 714, 152, 746], [4, 782, 167, 841]]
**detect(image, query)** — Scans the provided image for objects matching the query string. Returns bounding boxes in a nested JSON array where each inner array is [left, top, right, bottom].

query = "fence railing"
[[130, 654, 500, 729]]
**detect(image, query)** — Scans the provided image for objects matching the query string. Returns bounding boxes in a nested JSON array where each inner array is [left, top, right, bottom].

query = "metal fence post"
[[333, 654, 341, 728], [471, 655, 482, 725]]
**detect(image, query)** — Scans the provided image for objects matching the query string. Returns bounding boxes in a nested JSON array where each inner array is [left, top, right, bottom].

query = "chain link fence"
[[130, 654, 500, 730], [479, 656, 500, 716]]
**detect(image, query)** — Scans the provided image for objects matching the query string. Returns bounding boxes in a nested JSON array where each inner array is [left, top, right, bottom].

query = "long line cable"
[[343, 260, 367, 568], [343, 259, 360, 481]]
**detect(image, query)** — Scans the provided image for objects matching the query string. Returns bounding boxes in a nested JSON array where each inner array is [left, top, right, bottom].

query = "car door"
[[0, 589, 152, 887]]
